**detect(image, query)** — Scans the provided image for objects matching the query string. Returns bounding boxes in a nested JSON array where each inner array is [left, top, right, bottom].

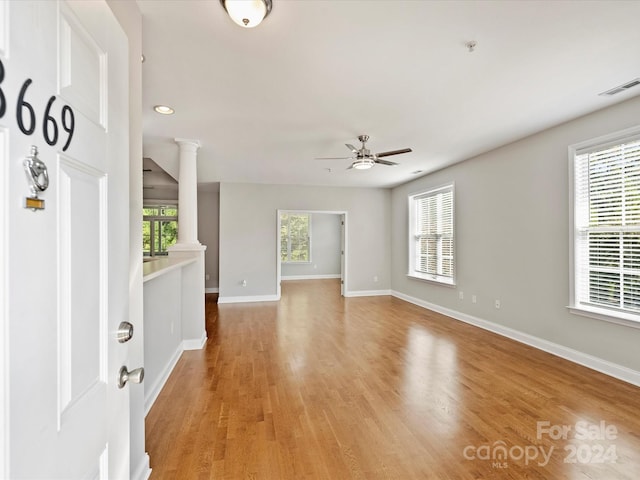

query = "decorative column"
[[168, 138, 207, 350], [173, 138, 201, 248]]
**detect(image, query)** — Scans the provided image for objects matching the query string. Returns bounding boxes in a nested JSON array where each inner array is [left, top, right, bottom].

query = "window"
[[280, 213, 311, 263], [571, 128, 640, 326], [408, 184, 455, 285], [143, 205, 178, 257]]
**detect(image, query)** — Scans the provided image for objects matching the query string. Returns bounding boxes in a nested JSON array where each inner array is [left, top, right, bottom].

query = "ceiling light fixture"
[[154, 105, 174, 115], [351, 159, 374, 170], [220, 0, 272, 28]]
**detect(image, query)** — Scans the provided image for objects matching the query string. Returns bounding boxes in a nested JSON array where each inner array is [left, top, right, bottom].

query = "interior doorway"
[[276, 210, 347, 298]]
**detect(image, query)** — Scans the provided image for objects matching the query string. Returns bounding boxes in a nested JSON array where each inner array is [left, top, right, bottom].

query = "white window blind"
[[409, 185, 455, 285], [573, 135, 640, 318]]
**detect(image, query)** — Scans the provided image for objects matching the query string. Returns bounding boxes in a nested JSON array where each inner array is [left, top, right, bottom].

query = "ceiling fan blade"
[[376, 148, 412, 158], [345, 143, 358, 153], [315, 157, 352, 160], [374, 159, 399, 166]]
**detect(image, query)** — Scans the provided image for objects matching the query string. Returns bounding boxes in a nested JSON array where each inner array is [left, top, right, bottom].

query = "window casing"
[[143, 205, 178, 257], [570, 127, 640, 327], [280, 213, 311, 263], [408, 184, 455, 285]]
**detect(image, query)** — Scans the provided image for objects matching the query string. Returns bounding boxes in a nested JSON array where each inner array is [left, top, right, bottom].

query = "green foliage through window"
[[281, 213, 311, 263], [143, 205, 178, 256]]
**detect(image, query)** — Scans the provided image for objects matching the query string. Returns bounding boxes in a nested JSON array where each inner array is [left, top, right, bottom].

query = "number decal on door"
[[0, 58, 76, 150], [0, 58, 5, 118]]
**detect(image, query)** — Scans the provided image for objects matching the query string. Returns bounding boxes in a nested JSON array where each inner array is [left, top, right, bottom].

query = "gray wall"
[[197, 190, 220, 290], [219, 183, 390, 298], [391, 94, 640, 373], [281, 213, 341, 278]]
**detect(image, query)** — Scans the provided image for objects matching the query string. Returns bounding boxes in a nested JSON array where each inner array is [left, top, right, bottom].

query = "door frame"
[[276, 210, 348, 298], [1, 127, 7, 479]]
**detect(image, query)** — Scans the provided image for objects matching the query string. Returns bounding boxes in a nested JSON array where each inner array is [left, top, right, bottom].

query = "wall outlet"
[[459, 291, 464, 300], [205, 273, 210, 281], [472, 295, 477, 304], [241, 279, 247, 287], [495, 299, 501, 309], [373, 275, 378, 282]]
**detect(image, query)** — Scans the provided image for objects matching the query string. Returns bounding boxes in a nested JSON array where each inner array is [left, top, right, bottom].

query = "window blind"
[[410, 185, 454, 284], [574, 137, 640, 314]]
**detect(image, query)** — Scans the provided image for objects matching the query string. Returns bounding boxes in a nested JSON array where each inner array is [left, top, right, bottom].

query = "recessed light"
[[154, 105, 174, 115]]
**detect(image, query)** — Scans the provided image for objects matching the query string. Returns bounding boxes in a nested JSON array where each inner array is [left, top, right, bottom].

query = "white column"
[[173, 138, 201, 247], [168, 138, 207, 350]]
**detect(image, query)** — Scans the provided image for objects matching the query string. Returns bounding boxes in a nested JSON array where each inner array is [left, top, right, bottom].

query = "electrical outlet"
[[495, 299, 501, 309], [373, 275, 378, 282], [459, 291, 464, 300], [472, 295, 477, 304], [241, 279, 247, 287], [205, 273, 210, 281]]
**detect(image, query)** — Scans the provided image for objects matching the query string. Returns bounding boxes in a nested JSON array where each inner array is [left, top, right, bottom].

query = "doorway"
[[276, 210, 347, 298]]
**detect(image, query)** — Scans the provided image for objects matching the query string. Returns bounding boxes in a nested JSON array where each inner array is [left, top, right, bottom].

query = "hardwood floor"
[[145, 279, 640, 479]]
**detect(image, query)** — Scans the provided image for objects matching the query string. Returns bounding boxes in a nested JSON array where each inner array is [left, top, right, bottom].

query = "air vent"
[[599, 78, 640, 96]]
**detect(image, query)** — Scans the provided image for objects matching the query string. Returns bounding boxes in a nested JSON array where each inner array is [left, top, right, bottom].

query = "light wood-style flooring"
[[146, 279, 640, 479]]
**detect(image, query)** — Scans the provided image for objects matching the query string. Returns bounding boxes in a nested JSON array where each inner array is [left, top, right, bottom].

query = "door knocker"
[[23, 145, 48, 211]]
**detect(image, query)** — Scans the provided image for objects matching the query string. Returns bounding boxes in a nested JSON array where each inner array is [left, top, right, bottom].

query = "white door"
[[1, 1, 131, 478], [340, 214, 346, 296]]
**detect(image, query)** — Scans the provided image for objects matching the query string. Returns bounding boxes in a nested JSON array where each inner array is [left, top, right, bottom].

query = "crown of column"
[[174, 138, 201, 153]]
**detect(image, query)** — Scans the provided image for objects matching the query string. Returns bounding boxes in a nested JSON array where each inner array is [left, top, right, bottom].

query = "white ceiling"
[[138, 0, 640, 189]]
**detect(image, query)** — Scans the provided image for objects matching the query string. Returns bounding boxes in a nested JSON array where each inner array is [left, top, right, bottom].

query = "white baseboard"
[[183, 332, 207, 350], [144, 345, 183, 416], [391, 290, 640, 387], [205, 287, 219, 293], [131, 453, 151, 480], [218, 294, 280, 304], [345, 289, 392, 297], [281, 274, 341, 280]]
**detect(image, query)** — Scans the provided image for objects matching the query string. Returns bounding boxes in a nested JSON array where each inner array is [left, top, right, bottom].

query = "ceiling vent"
[[599, 78, 640, 96]]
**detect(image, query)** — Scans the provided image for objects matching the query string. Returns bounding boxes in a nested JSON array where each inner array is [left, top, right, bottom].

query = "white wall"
[[219, 183, 390, 300], [197, 189, 219, 290], [391, 94, 640, 376], [281, 213, 341, 279], [143, 270, 183, 414]]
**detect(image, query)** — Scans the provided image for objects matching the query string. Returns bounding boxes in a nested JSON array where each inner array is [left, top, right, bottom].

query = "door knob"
[[117, 366, 144, 389]]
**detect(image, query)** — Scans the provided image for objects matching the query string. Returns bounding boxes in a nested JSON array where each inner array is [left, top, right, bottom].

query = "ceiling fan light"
[[220, 0, 272, 28], [352, 159, 373, 170]]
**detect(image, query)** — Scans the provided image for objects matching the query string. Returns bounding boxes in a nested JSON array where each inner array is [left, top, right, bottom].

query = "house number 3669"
[[0, 58, 75, 151]]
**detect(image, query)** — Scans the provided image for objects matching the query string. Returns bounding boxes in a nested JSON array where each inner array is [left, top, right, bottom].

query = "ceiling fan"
[[316, 135, 412, 170]]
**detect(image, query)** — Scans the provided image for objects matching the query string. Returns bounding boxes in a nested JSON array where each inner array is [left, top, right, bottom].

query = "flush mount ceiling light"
[[153, 105, 174, 115], [220, 0, 272, 28]]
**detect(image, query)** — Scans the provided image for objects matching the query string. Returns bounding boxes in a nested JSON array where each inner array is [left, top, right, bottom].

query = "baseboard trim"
[[391, 290, 640, 387], [144, 345, 183, 416], [183, 332, 207, 351], [345, 289, 392, 297], [217, 294, 280, 304], [281, 274, 341, 281], [205, 287, 219, 293], [131, 453, 151, 480]]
